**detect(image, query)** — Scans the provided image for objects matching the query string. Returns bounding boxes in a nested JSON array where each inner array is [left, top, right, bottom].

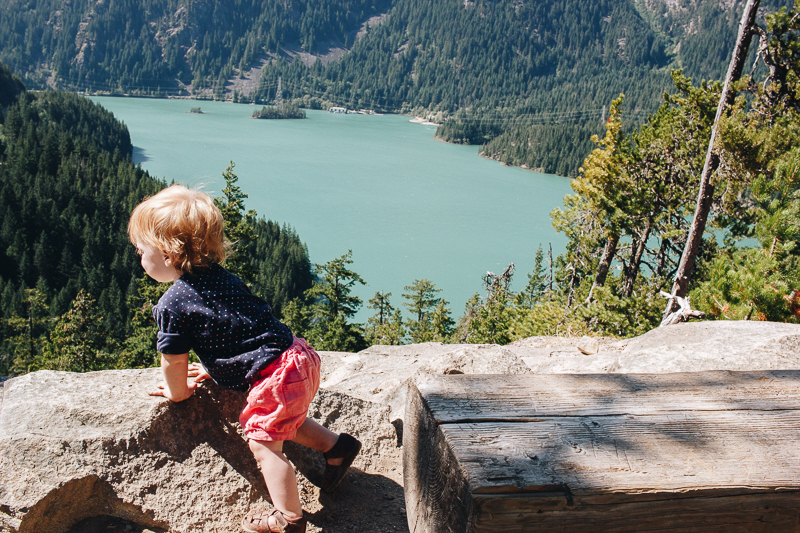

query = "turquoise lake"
[[91, 97, 572, 320]]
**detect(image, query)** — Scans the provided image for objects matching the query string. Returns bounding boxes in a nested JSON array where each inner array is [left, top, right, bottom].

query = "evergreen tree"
[[215, 161, 258, 285], [302, 251, 367, 351], [7, 288, 50, 375], [465, 264, 516, 345], [364, 291, 406, 345], [517, 244, 549, 309], [429, 300, 455, 343], [118, 275, 170, 369], [41, 290, 119, 372], [402, 279, 446, 343]]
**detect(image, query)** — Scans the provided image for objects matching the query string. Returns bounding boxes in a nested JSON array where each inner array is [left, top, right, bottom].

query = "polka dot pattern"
[[153, 263, 294, 391]]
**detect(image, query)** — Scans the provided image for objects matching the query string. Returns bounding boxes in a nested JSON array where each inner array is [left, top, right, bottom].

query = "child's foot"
[[321, 433, 362, 493], [242, 508, 306, 533]]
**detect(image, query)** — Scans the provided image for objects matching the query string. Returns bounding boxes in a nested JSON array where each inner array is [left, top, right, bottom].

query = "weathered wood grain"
[[444, 412, 800, 495], [404, 381, 472, 533], [471, 492, 800, 532], [404, 372, 800, 532], [416, 371, 800, 422]]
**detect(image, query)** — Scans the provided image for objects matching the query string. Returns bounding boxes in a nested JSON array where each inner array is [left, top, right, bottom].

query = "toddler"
[[128, 185, 361, 533]]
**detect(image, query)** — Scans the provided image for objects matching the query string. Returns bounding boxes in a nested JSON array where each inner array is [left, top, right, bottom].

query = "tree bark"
[[662, 0, 761, 324], [621, 220, 652, 298], [586, 232, 619, 303]]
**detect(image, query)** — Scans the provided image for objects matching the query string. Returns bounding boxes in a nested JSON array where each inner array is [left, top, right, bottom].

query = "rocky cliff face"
[[1, 321, 799, 533]]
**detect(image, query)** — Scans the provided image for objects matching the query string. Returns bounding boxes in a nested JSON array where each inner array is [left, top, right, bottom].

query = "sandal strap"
[[242, 508, 307, 533], [324, 433, 359, 460], [268, 509, 289, 532]]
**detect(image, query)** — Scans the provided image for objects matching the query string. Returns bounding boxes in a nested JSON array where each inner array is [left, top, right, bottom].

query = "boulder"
[[0, 367, 403, 533], [506, 322, 800, 374], [613, 320, 800, 372]]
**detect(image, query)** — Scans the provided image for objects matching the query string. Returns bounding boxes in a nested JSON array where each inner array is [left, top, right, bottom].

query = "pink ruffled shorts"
[[239, 337, 321, 442]]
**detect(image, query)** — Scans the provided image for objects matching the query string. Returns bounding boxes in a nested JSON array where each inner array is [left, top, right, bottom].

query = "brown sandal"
[[241, 508, 307, 533], [321, 433, 362, 493]]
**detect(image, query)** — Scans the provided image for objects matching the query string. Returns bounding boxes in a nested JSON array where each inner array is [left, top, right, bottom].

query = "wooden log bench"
[[403, 371, 800, 532]]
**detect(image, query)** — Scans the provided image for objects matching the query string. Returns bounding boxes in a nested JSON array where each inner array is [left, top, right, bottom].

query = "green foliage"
[[691, 247, 795, 321], [39, 290, 120, 372], [248, 219, 313, 318], [691, 148, 800, 322], [2, 0, 792, 174], [463, 265, 517, 345], [516, 244, 551, 309], [402, 279, 452, 343], [298, 251, 367, 351], [117, 274, 170, 369], [251, 103, 306, 119], [215, 161, 258, 285], [6, 288, 50, 375], [480, 122, 604, 177], [0, 60, 24, 110], [364, 291, 406, 346], [0, 89, 161, 349], [0, 0, 392, 95]]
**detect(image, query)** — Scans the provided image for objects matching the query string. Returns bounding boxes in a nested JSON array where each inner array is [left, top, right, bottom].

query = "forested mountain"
[[0, 0, 391, 95], [0, 70, 313, 375], [0, 62, 25, 109], [0, 0, 793, 175]]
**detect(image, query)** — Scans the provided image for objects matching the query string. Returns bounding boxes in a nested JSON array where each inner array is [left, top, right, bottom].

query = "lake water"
[[91, 97, 571, 320]]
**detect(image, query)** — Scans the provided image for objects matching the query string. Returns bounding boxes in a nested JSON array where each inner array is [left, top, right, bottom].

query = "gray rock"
[[505, 334, 624, 373], [417, 345, 530, 376], [0, 367, 398, 533], [507, 321, 800, 374], [576, 336, 600, 355], [614, 320, 800, 373]]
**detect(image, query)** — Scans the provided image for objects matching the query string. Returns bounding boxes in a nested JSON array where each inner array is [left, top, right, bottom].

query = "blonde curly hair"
[[128, 185, 226, 275]]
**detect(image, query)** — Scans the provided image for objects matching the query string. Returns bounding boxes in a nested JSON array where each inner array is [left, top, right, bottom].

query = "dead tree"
[[661, 0, 761, 326]]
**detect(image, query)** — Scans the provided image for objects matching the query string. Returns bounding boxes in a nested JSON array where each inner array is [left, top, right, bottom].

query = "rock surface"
[[0, 368, 403, 533], [2, 321, 800, 533]]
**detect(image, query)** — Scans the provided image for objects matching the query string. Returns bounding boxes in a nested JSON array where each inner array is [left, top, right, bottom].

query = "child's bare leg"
[[292, 418, 344, 465], [249, 439, 303, 522]]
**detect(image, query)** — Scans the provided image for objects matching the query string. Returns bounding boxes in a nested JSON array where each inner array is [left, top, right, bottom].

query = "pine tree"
[[304, 251, 367, 351], [118, 274, 170, 369], [402, 279, 442, 343], [8, 288, 50, 375], [214, 161, 258, 285], [364, 291, 406, 345], [41, 290, 119, 372]]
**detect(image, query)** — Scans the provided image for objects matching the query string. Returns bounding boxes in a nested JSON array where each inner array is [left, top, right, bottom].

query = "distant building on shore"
[[329, 107, 347, 114]]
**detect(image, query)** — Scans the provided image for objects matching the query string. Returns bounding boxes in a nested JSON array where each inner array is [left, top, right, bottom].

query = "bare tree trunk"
[[547, 243, 553, 300], [621, 220, 652, 298], [586, 232, 619, 303], [662, 0, 760, 324]]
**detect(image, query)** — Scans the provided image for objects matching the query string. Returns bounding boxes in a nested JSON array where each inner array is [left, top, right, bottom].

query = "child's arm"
[[149, 352, 198, 402]]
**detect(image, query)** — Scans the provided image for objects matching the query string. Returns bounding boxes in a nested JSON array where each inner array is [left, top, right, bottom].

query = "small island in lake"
[[252, 103, 306, 119], [188, 107, 204, 114]]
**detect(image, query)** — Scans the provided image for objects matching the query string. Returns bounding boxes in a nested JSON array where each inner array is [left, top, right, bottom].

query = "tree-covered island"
[[251, 103, 306, 119]]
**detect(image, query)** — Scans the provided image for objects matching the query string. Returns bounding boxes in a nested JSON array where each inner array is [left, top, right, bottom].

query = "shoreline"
[[85, 92, 568, 178]]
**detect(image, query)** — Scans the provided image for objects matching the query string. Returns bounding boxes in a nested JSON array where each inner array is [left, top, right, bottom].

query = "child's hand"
[[187, 362, 211, 384], [149, 378, 198, 402]]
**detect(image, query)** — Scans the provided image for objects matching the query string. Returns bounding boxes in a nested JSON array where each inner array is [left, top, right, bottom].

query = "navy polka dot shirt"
[[153, 263, 294, 391]]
